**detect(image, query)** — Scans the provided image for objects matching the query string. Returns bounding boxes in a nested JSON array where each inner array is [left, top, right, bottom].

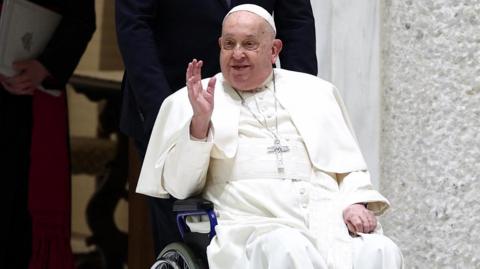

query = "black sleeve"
[[115, 0, 172, 133], [274, 0, 318, 76], [37, 0, 96, 87]]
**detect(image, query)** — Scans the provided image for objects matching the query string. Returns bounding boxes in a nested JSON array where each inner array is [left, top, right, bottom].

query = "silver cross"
[[267, 140, 290, 154], [267, 139, 290, 172]]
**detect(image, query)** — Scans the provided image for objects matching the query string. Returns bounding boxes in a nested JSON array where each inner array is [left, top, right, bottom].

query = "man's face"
[[219, 11, 282, 91]]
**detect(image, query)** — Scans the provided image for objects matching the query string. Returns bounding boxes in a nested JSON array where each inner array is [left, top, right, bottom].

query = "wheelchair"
[[151, 198, 217, 269]]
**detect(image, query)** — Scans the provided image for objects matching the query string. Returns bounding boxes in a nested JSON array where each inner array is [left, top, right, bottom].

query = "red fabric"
[[28, 89, 74, 269]]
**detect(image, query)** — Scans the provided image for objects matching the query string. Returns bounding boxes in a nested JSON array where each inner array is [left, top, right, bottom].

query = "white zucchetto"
[[224, 4, 276, 34]]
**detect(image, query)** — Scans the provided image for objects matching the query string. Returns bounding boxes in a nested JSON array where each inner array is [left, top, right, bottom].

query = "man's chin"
[[230, 80, 254, 91], [227, 74, 250, 90]]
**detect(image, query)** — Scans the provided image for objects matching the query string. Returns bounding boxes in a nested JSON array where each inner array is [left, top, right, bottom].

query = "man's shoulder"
[[164, 85, 188, 103]]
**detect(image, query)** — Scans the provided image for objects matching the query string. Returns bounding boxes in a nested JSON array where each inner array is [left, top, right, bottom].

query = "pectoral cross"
[[267, 139, 290, 173]]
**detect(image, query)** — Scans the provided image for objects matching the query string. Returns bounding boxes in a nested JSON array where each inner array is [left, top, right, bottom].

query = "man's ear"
[[271, 39, 283, 64], [218, 37, 223, 49]]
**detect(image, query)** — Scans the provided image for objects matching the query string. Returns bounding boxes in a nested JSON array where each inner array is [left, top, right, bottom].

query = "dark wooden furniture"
[[69, 71, 154, 269]]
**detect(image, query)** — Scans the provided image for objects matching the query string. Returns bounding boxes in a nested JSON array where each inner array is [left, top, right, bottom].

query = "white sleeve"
[[162, 119, 214, 199], [338, 171, 390, 215]]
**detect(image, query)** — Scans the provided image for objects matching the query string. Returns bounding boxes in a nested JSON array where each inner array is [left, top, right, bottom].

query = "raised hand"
[[186, 59, 216, 139], [0, 59, 50, 95], [343, 203, 377, 234]]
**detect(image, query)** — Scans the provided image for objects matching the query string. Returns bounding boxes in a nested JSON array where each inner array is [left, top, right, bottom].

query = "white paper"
[[38, 85, 61, 97], [0, 0, 62, 76]]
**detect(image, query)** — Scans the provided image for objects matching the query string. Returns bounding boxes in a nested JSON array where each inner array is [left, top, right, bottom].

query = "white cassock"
[[137, 68, 403, 269]]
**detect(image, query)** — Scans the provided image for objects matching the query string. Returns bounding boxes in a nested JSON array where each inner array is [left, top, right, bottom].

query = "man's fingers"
[[193, 59, 202, 80], [206, 77, 216, 95], [346, 220, 357, 234], [2, 81, 34, 95], [365, 212, 377, 232], [351, 215, 365, 233], [12, 59, 31, 70], [343, 204, 378, 235], [186, 62, 193, 83], [187, 61, 199, 98], [186, 59, 215, 119], [187, 60, 198, 86], [11, 81, 33, 93], [191, 59, 198, 78], [21, 87, 35, 95], [186, 58, 206, 84], [351, 209, 376, 233], [6, 73, 30, 85], [186, 63, 193, 90], [1, 82, 13, 93], [187, 77, 198, 98]]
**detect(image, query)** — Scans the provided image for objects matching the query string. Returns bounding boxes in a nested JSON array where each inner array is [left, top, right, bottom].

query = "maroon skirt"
[[28, 89, 73, 269]]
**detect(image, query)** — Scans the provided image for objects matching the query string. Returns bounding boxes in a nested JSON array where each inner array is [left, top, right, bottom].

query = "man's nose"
[[232, 46, 246, 59]]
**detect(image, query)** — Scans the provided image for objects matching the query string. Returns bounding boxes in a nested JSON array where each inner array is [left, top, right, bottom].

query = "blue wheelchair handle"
[[176, 209, 218, 240]]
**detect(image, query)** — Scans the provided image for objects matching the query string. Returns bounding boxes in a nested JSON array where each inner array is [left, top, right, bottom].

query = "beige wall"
[[76, 0, 123, 71], [69, 0, 127, 254]]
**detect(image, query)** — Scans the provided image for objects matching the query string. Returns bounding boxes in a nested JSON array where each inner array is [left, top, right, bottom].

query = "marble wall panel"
[[381, 0, 480, 267]]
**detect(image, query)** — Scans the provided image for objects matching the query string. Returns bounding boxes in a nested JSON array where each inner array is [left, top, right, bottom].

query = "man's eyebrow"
[[244, 34, 258, 39], [222, 33, 259, 39]]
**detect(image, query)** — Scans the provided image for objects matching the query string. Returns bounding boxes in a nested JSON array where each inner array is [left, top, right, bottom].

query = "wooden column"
[[128, 140, 155, 268]]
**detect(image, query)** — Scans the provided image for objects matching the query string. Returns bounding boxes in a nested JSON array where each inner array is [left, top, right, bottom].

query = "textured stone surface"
[[381, 0, 480, 268]]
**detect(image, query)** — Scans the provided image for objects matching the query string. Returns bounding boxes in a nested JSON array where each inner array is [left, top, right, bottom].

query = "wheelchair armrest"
[[173, 197, 217, 240], [173, 197, 214, 212]]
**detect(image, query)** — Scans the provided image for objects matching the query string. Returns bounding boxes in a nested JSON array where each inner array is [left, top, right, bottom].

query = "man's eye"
[[244, 41, 258, 50], [223, 41, 235, 50]]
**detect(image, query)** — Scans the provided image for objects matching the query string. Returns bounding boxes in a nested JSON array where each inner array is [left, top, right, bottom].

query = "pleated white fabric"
[[201, 89, 402, 268]]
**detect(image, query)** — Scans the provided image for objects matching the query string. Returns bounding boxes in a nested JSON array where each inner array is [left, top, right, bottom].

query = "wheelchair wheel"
[[151, 242, 206, 269]]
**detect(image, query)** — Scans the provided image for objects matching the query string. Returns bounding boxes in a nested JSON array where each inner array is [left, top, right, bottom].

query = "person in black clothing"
[[0, 0, 95, 267], [116, 0, 318, 257]]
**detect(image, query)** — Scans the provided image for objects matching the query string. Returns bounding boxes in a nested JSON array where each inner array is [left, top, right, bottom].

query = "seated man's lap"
[[352, 233, 403, 269], [244, 227, 328, 269], [208, 223, 402, 269]]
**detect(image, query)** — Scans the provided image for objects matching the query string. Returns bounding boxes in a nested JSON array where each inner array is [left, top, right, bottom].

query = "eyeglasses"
[[221, 39, 260, 52]]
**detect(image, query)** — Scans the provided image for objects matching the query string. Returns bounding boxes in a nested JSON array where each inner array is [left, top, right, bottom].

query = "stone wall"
[[380, 0, 480, 267]]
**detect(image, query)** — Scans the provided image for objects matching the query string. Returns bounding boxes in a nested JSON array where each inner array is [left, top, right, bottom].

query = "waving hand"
[[186, 59, 216, 139]]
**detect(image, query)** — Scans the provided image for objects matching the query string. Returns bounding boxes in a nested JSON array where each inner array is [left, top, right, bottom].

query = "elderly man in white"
[[137, 4, 403, 269]]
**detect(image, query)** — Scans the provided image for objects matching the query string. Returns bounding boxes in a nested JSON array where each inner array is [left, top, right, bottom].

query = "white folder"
[[0, 0, 62, 77]]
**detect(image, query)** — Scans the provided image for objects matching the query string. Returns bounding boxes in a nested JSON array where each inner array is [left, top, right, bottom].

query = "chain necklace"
[[233, 71, 290, 172]]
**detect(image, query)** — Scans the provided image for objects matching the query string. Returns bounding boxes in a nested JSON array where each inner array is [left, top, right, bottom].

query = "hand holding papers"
[[0, 0, 62, 96], [0, 0, 61, 76], [0, 59, 58, 95]]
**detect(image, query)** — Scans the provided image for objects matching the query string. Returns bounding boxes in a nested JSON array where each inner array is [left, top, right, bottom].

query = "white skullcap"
[[225, 4, 276, 34]]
